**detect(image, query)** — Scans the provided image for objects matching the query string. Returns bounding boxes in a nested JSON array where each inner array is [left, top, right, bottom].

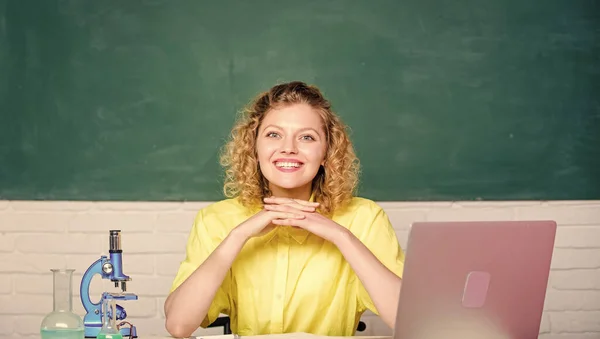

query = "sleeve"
[[355, 207, 405, 315], [169, 210, 232, 328]]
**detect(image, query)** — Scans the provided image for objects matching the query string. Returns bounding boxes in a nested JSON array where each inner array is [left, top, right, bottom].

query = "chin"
[[264, 175, 313, 191], [270, 180, 311, 190]]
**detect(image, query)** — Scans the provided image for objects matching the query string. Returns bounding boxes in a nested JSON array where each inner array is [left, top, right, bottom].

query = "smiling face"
[[256, 103, 327, 200]]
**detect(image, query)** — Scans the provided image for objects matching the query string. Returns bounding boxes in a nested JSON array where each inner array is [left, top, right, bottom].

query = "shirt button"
[[276, 294, 282, 299]]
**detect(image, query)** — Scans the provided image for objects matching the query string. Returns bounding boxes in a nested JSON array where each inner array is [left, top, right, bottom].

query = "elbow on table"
[[165, 316, 196, 339]]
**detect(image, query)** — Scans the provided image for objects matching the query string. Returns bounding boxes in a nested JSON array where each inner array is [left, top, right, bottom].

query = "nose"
[[280, 137, 298, 154]]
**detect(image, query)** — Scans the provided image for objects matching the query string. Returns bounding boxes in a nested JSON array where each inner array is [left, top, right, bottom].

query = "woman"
[[164, 81, 405, 337]]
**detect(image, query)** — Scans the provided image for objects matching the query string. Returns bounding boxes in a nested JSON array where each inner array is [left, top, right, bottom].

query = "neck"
[[269, 183, 312, 201]]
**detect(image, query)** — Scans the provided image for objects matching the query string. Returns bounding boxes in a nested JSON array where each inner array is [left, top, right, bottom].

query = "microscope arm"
[[80, 257, 105, 315]]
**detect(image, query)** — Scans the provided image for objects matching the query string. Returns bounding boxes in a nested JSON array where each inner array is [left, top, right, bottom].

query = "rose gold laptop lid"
[[393, 220, 557, 339]]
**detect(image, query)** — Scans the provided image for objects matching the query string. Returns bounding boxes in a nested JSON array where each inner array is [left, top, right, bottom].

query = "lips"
[[273, 158, 304, 171], [273, 159, 303, 166]]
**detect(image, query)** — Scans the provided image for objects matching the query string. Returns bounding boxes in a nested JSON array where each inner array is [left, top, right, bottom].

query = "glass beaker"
[[40, 269, 85, 339], [97, 296, 123, 339]]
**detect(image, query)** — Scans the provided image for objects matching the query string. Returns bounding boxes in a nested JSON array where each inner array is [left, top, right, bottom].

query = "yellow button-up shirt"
[[170, 196, 405, 336]]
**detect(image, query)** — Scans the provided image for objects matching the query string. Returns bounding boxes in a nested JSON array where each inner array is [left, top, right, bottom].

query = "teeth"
[[275, 162, 302, 168]]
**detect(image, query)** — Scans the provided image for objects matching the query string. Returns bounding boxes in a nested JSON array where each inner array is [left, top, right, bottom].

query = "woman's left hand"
[[263, 196, 348, 244]]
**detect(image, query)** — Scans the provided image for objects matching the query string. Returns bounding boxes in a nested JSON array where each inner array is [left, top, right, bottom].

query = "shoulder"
[[198, 197, 250, 217], [192, 197, 254, 235], [332, 197, 390, 232], [335, 196, 386, 218], [335, 197, 398, 244]]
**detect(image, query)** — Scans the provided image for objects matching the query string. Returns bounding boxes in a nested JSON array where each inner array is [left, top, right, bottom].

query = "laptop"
[[392, 220, 557, 339]]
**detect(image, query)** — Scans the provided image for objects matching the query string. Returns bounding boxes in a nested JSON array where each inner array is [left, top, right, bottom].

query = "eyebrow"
[[261, 124, 323, 137]]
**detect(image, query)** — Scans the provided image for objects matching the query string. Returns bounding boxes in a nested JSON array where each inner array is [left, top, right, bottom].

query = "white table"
[[141, 335, 391, 339]]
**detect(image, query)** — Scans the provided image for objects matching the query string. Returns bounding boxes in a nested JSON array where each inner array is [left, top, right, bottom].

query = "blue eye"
[[266, 132, 280, 138], [301, 135, 315, 141]]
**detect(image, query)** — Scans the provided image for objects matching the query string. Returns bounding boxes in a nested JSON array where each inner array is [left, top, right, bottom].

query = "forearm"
[[334, 229, 402, 329], [164, 229, 247, 338]]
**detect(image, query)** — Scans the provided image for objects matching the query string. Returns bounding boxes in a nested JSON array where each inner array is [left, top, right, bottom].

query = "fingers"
[[264, 203, 315, 214], [272, 218, 301, 226], [266, 210, 306, 220], [264, 196, 319, 206], [263, 205, 306, 222], [263, 196, 319, 211]]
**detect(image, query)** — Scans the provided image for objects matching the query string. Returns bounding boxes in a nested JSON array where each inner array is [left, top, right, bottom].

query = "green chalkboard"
[[1, 0, 598, 201]]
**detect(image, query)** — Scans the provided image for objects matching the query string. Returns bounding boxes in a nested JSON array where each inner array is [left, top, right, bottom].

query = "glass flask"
[[97, 297, 123, 339], [40, 269, 85, 339]]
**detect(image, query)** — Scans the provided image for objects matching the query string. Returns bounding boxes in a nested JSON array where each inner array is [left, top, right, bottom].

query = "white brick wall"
[[0, 200, 599, 339]]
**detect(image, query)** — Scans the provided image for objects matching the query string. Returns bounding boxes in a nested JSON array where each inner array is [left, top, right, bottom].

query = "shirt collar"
[[262, 227, 309, 244]]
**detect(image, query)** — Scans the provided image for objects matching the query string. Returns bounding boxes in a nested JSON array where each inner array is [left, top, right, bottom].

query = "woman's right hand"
[[233, 199, 319, 240]]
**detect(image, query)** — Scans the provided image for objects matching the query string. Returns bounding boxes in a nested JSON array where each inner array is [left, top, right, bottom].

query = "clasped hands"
[[264, 196, 348, 244], [236, 196, 348, 245]]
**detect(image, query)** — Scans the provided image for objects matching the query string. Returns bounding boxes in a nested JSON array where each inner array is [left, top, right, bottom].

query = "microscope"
[[80, 230, 138, 338]]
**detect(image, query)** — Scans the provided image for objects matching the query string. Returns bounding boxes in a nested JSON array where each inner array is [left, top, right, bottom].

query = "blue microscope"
[[80, 230, 139, 338]]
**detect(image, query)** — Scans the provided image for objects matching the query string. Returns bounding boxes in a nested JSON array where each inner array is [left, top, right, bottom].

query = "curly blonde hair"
[[219, 81, 360, 215]]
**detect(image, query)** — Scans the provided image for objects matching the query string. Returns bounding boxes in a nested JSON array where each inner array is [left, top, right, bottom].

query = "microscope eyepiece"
[[109, 229, 122, 253]]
